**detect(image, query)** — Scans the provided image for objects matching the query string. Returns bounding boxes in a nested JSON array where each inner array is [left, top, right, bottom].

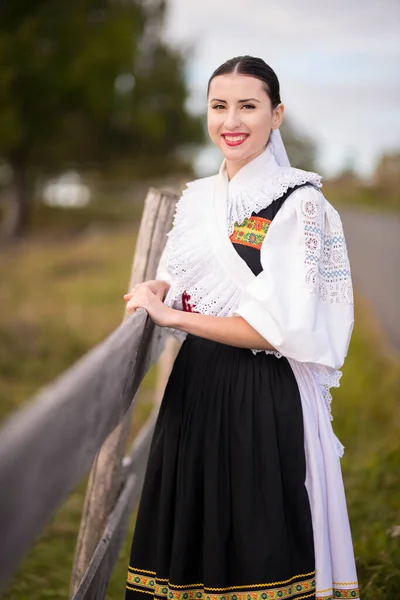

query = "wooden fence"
[[0, 188, 180, 598]]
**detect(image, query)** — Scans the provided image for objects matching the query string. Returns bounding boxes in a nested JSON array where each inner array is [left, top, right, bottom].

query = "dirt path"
[[340, 208, 400, 354]]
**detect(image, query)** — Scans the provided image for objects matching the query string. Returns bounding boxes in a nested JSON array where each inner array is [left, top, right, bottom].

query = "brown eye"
[[242, 104, 256, 109], [211, 104, 225, 110]]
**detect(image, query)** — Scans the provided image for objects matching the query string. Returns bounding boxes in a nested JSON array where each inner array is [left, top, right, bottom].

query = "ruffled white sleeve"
[[234, 186, 354, 371]]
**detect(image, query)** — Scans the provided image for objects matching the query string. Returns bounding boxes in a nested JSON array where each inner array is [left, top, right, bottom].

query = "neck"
[[225, 147, 267, 180]]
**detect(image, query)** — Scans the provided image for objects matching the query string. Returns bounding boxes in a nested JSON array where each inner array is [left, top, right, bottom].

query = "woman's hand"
[[123, 281, 174, 327], [124, 279, 170, 303]]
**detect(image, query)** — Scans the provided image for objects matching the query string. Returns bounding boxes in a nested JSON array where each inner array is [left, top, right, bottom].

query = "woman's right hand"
[[123, 279, 170, 304]]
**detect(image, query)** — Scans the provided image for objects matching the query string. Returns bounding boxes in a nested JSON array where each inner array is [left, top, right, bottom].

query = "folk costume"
[[125, 131, 360, 600]]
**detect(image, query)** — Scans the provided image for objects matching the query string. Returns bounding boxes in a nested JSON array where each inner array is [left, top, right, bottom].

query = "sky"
[[163, 0, 400, 179]]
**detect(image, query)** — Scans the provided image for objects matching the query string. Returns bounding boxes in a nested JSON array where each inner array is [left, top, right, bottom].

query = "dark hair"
[[207, 55, 281, 109]]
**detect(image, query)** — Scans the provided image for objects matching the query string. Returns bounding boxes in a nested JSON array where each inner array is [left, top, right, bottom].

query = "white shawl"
[[156, 145, 360, 599]]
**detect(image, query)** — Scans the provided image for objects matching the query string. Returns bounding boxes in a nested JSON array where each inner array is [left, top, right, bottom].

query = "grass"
[[0, 225, 399, 599], [323, 180, 400, 213], [0, 223, 139, 418], [333, 300, 400, 598], [0, 224, 156, 599]]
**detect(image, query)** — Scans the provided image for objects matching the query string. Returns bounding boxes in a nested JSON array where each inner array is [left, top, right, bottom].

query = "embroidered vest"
[[230, 183, 317, 276]]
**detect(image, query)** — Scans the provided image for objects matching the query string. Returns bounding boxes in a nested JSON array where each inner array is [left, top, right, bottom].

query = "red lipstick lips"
[[221, 133, 249, 147]]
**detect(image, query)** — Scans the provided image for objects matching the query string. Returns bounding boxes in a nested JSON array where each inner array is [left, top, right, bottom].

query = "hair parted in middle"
[[207, 56, 282, 109]]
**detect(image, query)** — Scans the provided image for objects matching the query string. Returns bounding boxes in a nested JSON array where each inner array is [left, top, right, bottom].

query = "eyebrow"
[[209, 98, 261, 103]]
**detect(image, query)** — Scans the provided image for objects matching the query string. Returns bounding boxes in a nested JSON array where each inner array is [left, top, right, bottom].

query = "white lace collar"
[[164, 148, 324, 317], [219, 145, 323, 234]]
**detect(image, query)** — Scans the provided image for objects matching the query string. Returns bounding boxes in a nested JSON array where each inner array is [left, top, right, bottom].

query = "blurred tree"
[[0, 0, 204, 238], [373, 151, 400, 194], [333, 149, 360, 185], [280, 118, 317, 172]]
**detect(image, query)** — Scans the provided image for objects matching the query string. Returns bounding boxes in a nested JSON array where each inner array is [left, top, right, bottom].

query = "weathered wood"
[[71, 473, 140, 600], [128, 188, 178, 288], [70, 333, 176, 599], [70, 474, 139, 600], [0, 187, 179, 595], [0, 306, 153, 594], [71, 409, 159, 600], [154, 336, 181, 405], [70, 188, 178, 597], [69, 409, 135, 598]]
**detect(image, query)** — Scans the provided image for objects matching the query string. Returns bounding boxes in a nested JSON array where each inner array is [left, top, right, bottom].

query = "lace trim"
[[251, 348, 283, 358], [300, 191, 354, 305], [313, 368, 344, 457], [227, 166, 322, 235], [163, 176, 242, 318]]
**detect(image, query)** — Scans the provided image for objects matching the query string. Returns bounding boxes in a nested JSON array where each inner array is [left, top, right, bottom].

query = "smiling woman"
[[123, 56, 360, 600], [207, 58, 284, 179]]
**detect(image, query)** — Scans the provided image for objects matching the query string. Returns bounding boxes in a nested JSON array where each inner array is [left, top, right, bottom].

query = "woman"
[[123, 56, 360, 600]]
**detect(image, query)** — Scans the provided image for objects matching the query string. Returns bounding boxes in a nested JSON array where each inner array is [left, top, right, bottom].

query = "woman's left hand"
[[125, 286, 174, 328]]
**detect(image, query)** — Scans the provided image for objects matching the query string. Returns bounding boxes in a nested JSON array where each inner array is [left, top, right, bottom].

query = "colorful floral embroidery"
[[230, 216, 271, 250], [315, 585, 360, 599], [126, 567, 316, 600]]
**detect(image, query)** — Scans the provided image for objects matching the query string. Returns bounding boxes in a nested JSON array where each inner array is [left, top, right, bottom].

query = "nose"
[[224, 108, 241, 131]]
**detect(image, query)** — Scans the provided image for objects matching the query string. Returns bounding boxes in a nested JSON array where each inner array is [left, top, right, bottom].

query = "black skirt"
[[125, 334, 316, 600]]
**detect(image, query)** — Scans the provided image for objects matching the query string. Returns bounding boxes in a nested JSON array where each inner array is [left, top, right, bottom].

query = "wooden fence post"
[[70, 188, 178, 597], [154, 336, 181, 405]]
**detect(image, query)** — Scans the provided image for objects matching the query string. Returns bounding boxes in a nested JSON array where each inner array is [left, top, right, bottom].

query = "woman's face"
[[207, 73, 284, 178]]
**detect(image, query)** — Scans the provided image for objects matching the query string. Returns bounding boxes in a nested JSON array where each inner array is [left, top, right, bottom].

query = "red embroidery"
[[182, 291, 197, 312]]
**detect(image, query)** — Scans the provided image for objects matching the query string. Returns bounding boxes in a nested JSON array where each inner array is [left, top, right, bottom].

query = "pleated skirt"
[[126, 334, 316, 600]]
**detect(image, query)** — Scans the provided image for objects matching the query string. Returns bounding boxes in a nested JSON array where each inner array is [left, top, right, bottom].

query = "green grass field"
[[0, 225, 399, 599]]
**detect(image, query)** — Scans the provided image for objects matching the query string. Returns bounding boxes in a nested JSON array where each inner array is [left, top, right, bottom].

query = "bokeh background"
[[0, 1, 399, 598]]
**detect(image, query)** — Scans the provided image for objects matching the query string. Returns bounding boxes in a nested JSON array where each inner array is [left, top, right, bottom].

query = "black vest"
[[230, 183, 317, 276]]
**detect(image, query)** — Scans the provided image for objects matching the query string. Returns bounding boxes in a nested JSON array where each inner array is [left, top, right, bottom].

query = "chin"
[[221, 147, 256, 164], [219, 143, 245, 157]]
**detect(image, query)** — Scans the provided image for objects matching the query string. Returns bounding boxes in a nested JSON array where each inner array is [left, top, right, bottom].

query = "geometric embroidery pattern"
[[300, 194, 353, 305], [127, 567, 316, 600], [315, 588, 360, 599], [229, 216, 271, 250]]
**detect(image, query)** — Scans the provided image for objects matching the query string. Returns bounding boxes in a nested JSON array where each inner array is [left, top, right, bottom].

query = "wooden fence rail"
[[0, 188, 179, 597], [71, 408, 160, 600], [70, 186, 178, 598]]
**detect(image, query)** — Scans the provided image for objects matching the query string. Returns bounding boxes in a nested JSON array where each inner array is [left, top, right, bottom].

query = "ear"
[[272, 103, 284, 129]]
